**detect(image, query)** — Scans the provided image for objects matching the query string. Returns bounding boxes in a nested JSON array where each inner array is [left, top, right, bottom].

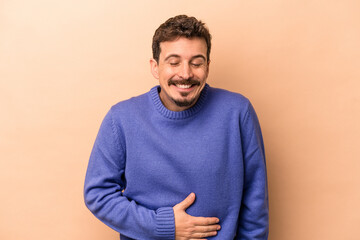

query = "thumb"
[[175, 192, 196, 210]]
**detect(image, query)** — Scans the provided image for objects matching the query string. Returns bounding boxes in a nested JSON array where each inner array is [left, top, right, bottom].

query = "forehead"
[[159, 37, 207, 61]]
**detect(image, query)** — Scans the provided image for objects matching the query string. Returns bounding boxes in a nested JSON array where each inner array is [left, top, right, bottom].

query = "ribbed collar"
[[150, 84, 209, 120]]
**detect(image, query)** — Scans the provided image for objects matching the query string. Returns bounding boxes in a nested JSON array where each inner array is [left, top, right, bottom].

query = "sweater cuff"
[[155, 207, 175, 239]]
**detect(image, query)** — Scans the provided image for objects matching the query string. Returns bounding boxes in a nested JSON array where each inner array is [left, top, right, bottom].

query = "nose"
[[178, 63, 194, 79]]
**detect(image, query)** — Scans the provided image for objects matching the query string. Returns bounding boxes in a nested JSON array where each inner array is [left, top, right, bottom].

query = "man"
[[84, 15, 269, 239]]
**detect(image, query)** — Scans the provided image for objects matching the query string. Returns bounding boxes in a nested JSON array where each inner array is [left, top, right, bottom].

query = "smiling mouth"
[[175, 84, 193, 89], [169, 79, 200, 90]]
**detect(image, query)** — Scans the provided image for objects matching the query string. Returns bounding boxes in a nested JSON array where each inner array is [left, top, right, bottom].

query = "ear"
[[150, 58, 159, 79]]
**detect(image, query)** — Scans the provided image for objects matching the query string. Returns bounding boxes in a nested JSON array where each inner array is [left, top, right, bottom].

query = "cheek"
[[160, 68, 176, 79], [196, 69, 208, 79]]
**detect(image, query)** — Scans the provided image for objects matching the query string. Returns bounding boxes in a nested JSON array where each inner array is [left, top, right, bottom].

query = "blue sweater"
[[84, 84, 269, 239]]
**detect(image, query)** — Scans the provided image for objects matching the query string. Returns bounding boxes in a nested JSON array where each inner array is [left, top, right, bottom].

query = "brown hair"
[[152, 15, 212, 63]]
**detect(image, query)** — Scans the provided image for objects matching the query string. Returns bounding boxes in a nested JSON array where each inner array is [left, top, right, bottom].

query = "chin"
[[172, 97, 197, 108]]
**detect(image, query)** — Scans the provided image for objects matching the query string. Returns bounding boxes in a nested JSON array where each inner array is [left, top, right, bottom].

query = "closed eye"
[[191, 63, 202, 67]]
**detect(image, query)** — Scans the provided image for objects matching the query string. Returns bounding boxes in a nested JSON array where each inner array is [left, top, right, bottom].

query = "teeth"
[[176, 84, 192, 89]]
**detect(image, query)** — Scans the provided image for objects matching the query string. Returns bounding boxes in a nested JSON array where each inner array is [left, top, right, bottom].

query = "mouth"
[[175, 84, 194, 89], [169, 79, 200, 91], [172, 83, 199, 94]]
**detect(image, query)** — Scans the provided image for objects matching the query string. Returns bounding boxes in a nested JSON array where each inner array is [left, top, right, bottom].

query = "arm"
[[236, 103, 269, 239], [84, 108, 175, 239], [84, 108, 220, 239]]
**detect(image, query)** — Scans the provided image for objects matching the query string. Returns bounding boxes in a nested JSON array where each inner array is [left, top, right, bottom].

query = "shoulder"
[[101, 90, 152, 137], [109, 90, 150, 117], [207, 86, 251, 113]]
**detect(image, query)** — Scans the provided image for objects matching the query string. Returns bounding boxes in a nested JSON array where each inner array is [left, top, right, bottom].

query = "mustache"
[[168, 78, 200, 86]]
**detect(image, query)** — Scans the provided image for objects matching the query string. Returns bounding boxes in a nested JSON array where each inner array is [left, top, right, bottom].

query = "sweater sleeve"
[[84, 108, 175, 239], [236, 103, 269, 239]]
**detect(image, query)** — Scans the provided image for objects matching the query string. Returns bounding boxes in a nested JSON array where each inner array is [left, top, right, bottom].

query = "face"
[[150, 37, 210, 111]]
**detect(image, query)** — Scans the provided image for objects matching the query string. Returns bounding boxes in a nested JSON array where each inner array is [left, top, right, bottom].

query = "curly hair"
[[152, 15, 212, 63]]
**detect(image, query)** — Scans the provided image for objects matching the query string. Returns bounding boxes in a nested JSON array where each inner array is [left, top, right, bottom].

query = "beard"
[[167, 78, 201, 107], [172, 96, 197, 107]]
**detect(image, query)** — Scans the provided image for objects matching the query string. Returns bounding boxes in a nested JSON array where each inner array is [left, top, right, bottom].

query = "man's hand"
[[173, 193, 221, 240]]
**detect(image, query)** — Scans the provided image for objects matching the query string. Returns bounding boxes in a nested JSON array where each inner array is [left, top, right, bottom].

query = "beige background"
[[1, 0, 359, 239]]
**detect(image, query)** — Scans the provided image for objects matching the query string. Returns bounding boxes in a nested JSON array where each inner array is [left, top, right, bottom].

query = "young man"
[[84, 15, 269, 239]]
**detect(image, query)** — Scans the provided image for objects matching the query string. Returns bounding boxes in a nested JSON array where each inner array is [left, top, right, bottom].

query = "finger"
[[191, 230, 218, 238], [174, 192, 196, 210], [192, 216, 220, 226], [193, 224, 221, 233]]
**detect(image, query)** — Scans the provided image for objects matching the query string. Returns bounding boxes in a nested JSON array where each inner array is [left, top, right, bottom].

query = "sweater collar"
[[150, 84, 209, 120]]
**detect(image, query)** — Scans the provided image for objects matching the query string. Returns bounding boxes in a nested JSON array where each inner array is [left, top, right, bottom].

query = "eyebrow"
[[164, 54, 206, 62], [164, 54, 180, 61], [191, 55, 206, 61]]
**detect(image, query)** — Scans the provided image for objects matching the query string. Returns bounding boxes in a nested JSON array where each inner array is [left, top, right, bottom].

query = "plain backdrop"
[[1, 0, 359, 239]]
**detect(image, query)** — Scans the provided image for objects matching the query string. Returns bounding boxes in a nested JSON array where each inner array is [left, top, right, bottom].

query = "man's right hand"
[[173, 193, 221, 240]]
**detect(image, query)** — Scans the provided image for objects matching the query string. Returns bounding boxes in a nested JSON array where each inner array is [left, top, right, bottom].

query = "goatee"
[[172, 97, 197, 107]]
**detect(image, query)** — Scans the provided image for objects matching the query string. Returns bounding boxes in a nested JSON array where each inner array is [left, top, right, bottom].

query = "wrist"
[[155, 207, 175, 239]]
